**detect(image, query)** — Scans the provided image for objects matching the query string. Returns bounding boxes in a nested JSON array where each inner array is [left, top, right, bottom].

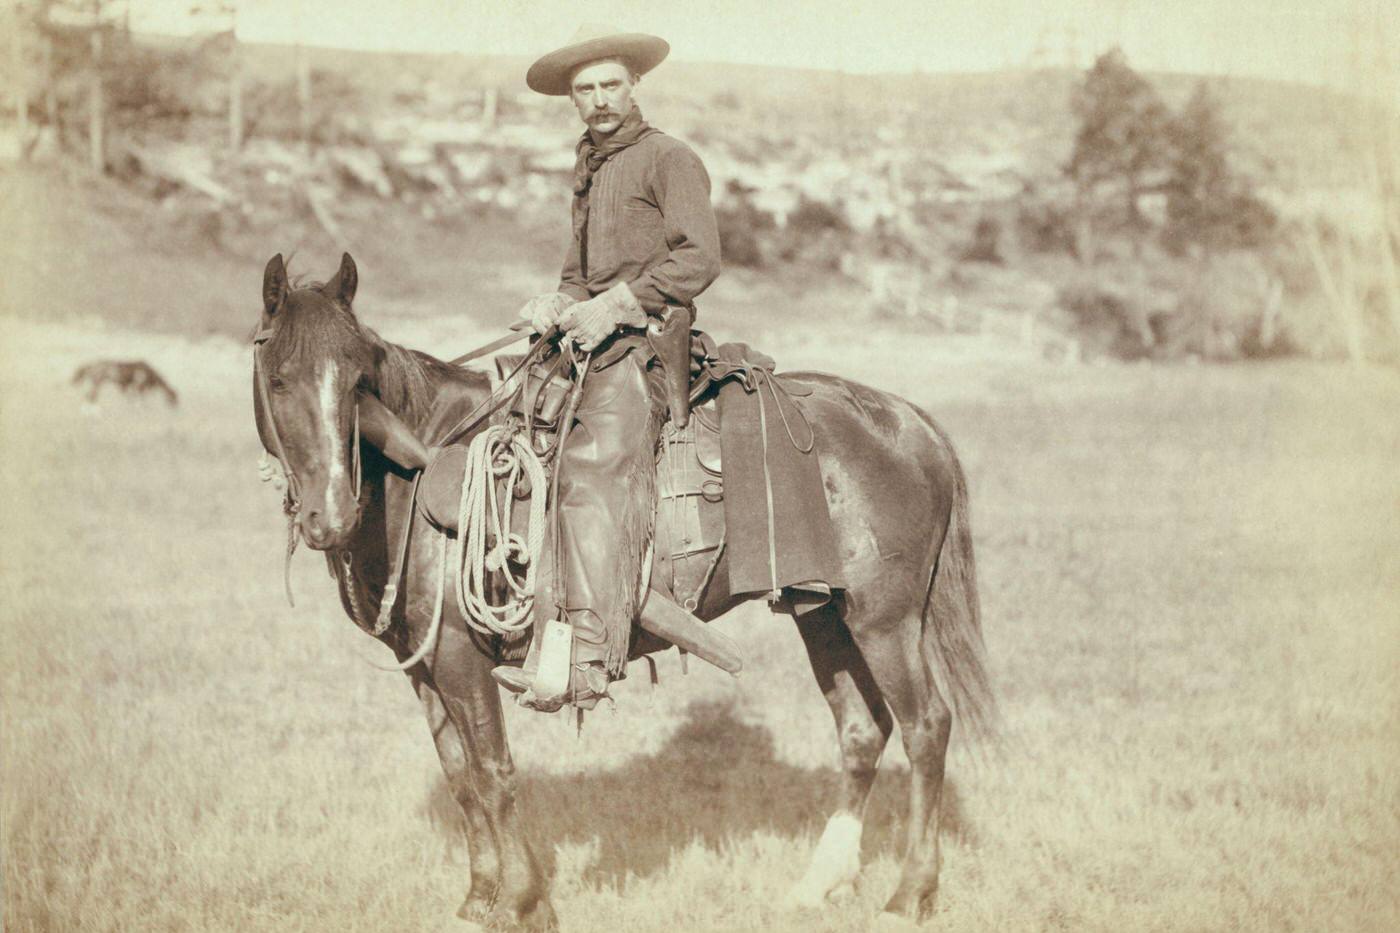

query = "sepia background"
[[2, 1, 1397, 930]]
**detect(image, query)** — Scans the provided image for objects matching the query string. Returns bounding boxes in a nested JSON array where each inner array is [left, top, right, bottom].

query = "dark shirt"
[[558, 132, 722, 315]]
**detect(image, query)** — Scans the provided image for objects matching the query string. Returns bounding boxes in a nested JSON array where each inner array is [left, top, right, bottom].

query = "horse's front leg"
[[428, 625, 556, 932], [409, 670, 502, 923]]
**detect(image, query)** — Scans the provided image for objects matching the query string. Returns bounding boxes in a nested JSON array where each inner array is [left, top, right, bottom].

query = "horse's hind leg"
[[848, 614, 953, 924], [785, 603, 894, 909], [410, 672, 501, 923]]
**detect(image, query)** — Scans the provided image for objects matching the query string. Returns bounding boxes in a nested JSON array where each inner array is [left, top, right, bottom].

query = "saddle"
[[455, 326, 727, 612], [360, 319, 837, 676]]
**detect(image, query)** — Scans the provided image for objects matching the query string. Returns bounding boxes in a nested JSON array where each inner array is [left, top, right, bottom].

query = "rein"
[[252, 325, 362, 607], [433, 330, 555, 447], [253, 326, 304, 606]]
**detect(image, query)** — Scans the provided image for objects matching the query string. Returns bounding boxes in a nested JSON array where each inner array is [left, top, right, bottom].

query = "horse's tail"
[[922, 440, 999, 747]]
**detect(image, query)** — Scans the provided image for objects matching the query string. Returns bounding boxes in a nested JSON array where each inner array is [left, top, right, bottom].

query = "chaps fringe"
[[604, 409, 659, 675]]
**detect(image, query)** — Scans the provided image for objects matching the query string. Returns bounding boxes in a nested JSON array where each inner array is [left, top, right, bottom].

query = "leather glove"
[[516, 292, 577, 335], [559, 282, 647, 352]]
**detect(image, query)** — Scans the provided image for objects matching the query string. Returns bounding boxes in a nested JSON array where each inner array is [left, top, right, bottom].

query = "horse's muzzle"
[[299, 502, 361, 551]]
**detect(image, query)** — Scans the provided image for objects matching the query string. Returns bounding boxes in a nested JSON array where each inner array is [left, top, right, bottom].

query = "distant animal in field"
[[71, 360, 178, 407]]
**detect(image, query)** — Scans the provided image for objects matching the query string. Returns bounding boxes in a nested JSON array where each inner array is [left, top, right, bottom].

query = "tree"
[[9, 4, 30, 156], [1162, 81, 1275, 255], [31, 0, 125, 172], [1067, 48, 1170, 233], [190, 3, 241, 151]]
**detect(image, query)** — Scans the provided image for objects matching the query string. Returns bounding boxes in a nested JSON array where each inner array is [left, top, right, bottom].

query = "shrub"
[[714, 194, 775, 269], [871, 217, 920, 261], [712, 91, 742, 112], [716, 205, 765, 268], [1058, 280, 1154, 359], [787, 196, 849, 235], [1017, 196, 1079, 255], [959, 216, 1003, 263]]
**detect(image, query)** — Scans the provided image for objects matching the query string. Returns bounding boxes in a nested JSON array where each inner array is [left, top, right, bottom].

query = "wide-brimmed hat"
[[526, 23, 669, 96]]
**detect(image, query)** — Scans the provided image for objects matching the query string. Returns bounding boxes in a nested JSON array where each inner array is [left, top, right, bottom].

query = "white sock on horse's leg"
[[784, 810, 864, 909]]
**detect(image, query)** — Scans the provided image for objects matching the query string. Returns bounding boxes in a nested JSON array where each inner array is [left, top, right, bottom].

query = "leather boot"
[[494, 652, 612, 710]]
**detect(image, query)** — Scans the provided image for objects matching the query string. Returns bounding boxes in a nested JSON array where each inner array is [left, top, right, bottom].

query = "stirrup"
[[491, 634, 543, 694], [491, 664, 534, 694], [517, 663, 612, 713]]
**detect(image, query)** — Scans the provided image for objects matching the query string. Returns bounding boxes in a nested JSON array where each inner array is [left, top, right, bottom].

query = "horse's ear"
[[323, 252, 358, 308], [262, 254, 287, 314]]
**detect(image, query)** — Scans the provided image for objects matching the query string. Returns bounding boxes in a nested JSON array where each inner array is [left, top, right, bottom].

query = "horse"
[[72, 359, 179, 407], [251, 252, 997, 930]]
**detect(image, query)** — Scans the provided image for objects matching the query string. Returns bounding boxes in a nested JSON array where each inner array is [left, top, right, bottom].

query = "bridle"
[[252, 324, 362, 605]]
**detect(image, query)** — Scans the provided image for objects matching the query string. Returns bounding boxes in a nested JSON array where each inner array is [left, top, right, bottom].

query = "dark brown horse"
[[252, 253, 996, 930]]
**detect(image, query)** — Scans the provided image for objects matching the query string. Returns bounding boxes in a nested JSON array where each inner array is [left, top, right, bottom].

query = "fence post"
[[87, 5, 104, 174], [10, 9, 27, 157]]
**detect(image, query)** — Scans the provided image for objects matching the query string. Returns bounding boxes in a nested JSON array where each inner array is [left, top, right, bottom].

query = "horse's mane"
[[367, 331, 466, 423]]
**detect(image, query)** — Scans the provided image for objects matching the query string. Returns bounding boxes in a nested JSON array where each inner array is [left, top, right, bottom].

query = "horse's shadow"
[[423, 700, 969, 886]]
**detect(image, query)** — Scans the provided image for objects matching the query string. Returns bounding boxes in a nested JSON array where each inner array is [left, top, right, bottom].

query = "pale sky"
[[126, 0, 1396, 93]]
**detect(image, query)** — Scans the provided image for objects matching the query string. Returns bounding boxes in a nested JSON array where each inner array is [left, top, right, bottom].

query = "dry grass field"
[[3, 283, 1398, 932]]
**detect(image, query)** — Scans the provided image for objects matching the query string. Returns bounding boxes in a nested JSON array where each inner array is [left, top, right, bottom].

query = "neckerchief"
[[571, 106, 658, 274]]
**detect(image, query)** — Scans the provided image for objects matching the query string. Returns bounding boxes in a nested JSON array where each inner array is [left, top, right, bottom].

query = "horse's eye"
[[268, 374, 287, 392]]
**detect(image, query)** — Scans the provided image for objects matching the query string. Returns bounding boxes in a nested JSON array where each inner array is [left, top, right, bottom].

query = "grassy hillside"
[[2, 313, 1397, 931], [7, 29, 1396, 363]]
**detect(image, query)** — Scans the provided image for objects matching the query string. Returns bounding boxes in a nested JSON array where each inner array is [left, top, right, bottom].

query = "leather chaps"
[[535, 348, 664, 675]]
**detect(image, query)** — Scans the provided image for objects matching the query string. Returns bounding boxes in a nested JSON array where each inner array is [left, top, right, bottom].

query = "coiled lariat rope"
[[454, 423, 549, 636]]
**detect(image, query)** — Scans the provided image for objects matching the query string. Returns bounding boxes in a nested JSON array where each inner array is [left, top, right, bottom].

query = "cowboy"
[[492, 25, 722, 710]]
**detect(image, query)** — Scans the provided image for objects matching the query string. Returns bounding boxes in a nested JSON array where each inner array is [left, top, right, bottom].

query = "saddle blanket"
[[710, 343, 845, 613]]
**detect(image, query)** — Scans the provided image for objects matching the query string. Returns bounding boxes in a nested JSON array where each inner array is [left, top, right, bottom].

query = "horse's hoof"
[[874, 910, 923, 931], [784, 868, 860, 911], [482, 905, 558, 933], [782, 884, 826, 911], [785, 878, 857, 910], [443, 919, 486, 933], [457, 898, 493, 924]]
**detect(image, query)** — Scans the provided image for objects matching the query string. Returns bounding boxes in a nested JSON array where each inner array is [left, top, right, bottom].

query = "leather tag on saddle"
[[419, 445, 470, 531]]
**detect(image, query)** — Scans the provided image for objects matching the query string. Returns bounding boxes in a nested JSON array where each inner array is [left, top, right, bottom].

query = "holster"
[[647, 304, 694, 428]]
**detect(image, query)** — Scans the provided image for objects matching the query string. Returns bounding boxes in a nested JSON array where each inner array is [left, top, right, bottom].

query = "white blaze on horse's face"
[[319, 360, 350, 524], [296, 357, 359, 551]]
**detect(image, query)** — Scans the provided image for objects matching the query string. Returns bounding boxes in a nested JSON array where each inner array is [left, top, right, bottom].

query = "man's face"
[[569, 60, 636, 136]]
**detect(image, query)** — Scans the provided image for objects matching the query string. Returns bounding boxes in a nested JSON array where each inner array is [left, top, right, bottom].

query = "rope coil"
[[453, 423, 549, 636]]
